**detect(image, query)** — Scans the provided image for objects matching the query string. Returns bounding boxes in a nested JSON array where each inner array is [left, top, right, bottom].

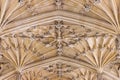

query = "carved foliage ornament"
[[83, 0, 101, 12], [5, 20, 87, 56], [55, 0, 63, 9], [4, 20, 105, 56], [44, 62, 75, 78]]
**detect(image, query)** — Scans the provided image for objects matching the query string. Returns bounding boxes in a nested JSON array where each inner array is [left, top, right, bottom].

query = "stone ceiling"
[[0, 0, 120, 80]]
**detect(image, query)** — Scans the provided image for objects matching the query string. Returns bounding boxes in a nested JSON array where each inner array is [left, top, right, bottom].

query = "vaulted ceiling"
[[0, 0, 120, 80]]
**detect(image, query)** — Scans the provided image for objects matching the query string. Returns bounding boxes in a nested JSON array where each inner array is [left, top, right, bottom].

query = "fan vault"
[[0, 0, 120, 80]]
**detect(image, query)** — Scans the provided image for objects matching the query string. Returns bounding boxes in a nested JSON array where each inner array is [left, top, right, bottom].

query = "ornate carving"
[[25, 3, 38, 15], [44, 62, 75, 78], [83, 0, 101, 12], [84, 4, 91, 12], [0, 0, 119, 80], [4, 20, 106, 56], [0, 62, 14, 76], [55, 0, 63, 9], [5, 21, 91, 56], [18, 0, 26, 6], [68, 68, 97, 80], [21, 70, 43, 80]]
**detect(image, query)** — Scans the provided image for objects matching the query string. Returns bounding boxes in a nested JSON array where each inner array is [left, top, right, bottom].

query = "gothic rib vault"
[[0, 0, 120, 80]]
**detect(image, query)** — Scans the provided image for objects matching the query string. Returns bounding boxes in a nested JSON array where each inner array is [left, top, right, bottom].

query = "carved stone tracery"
[[5, 20, 97, 56], [44, 62, 75, 78], [0, 0, 120, 80]]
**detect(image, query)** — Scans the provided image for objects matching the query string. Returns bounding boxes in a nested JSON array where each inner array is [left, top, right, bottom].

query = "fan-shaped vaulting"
[[0, 0, 120, 80]]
